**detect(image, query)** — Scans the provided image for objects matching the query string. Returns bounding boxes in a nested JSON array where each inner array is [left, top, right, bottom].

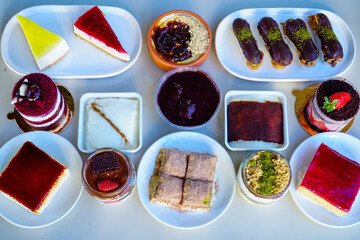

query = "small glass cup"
[[237, 150, 291, 206], [81, 148, 136, 204], [305, 79, 359, 132]]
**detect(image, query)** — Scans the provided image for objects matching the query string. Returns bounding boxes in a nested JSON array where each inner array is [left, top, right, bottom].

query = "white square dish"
[[224, 90, 288, 151], [78, 92, 142, 153]]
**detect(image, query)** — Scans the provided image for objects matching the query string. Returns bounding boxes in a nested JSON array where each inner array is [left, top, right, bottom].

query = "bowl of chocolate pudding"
[[81, 148, 136, 204], [155, 67, 221, 130]]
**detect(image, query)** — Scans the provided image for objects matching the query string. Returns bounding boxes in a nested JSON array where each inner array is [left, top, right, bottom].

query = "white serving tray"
[[224, 90, 289, 151], [78, 92, 142, 153], [1, 5, 142, 79], [215, 8, 355, 81]]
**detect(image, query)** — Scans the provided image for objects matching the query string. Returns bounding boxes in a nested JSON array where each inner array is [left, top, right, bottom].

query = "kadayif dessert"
[[11, 73, 72, 133], [17, 15, 70, 70], [298, 143, 360, 216], [149, 148, 217, 212], [74, 6, 130, 61], [0, 141, 69, 214]]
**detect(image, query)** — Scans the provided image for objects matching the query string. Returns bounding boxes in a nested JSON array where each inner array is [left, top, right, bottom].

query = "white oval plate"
[[137, 131, 236, 229], [215, 8, 355, 81], [0, 131, 83, 228], [1, 5, 142, 79], [289, 132, 360, 228]]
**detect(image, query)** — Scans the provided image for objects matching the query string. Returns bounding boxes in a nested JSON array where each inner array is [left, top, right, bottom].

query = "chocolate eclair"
[[232, 18, 264, 70], [257, 17, 293, 69], [308, 13, 343, 67], [282, 18, 319, 66]]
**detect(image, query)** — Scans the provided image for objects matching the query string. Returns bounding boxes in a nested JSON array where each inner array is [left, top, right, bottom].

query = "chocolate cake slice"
[[227, 100, 284, 144]]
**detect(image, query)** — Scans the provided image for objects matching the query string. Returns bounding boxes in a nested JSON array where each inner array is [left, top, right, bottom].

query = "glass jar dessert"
[[305, 79, 360, 132], [237, 150, 291, 205], [81, 148, 136, 204], [11, 73, 72, 133]]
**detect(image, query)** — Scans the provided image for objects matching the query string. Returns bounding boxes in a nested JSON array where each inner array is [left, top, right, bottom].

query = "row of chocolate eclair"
[[232, 13, 344, 70]]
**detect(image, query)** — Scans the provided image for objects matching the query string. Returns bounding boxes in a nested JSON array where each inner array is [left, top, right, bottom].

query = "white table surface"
[[0, 0, 359, 239]]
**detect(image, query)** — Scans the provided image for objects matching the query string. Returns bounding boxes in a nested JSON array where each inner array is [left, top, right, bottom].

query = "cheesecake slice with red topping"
[[74, 6, 130, 61], [297, 143, 360, 216]]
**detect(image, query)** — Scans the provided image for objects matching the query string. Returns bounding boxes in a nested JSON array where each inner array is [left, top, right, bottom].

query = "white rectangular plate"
[[78, 92, 142, 153], [224, 90, 289, 151], [215, 8, 355, 81], [1, 5, 142, 79]]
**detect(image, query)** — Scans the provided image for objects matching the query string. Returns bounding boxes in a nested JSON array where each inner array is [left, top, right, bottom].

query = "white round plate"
[[0, 131, 83, 228], [1, 5, 142, 79], [137, 131, 236, 229], [215, 8, 355, 81], [289, 132, 360, 228]]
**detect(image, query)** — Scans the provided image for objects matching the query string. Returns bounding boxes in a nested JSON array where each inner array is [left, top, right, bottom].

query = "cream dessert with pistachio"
[[84, 97, 139, 151]]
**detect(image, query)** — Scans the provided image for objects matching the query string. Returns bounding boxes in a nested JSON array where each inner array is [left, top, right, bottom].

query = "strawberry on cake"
[[0, 141, 69, 214], [74, 6, 130, 61], [11, 73, 72, 133]]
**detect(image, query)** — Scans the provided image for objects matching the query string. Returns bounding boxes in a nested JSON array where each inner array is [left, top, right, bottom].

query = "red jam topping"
[[12, 73, 57, 116], [152, 21, 192, 62], [0, 141, 66, 212], [74, 6, 123, 52], [85, 151, 128, 192], [300, 143, 360, 212], [157, 70, 220, 127]]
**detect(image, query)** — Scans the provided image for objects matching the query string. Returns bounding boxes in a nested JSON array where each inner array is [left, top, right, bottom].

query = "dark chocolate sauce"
[[152, 21, 192, 62], [157, 70, 220, 127]]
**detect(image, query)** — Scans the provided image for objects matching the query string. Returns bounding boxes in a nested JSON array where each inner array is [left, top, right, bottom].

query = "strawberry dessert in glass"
[[81, 148, 136, 204], [305, 79, 360, 132]]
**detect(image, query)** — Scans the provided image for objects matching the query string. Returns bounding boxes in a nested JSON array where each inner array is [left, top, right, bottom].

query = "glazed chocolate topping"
[[91, 151, 121, 175], [257, 17, 293, 67]]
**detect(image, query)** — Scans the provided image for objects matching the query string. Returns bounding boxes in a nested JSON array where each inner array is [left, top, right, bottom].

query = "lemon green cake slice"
[[17, 15, 70, 70]]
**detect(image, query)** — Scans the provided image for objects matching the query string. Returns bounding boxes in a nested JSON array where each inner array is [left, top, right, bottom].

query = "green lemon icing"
[[17, 15, 63, 59]]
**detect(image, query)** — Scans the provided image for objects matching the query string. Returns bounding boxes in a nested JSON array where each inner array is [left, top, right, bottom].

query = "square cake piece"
[[154, 148, 187, 178], [0, 141, 69, 214], [149, 174, 183, 207], [227, 100, 284, 145], [182, 179, 213, 211], [186, 152, 217, 182], [297, 143, 360, 216]]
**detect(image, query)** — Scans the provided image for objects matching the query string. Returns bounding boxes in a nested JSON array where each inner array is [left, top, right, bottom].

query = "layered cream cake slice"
[[297, 143, 360, 216], [17, 15, 70, 70], [74, 6, 130, 61], [0, 141, 69, 214]]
